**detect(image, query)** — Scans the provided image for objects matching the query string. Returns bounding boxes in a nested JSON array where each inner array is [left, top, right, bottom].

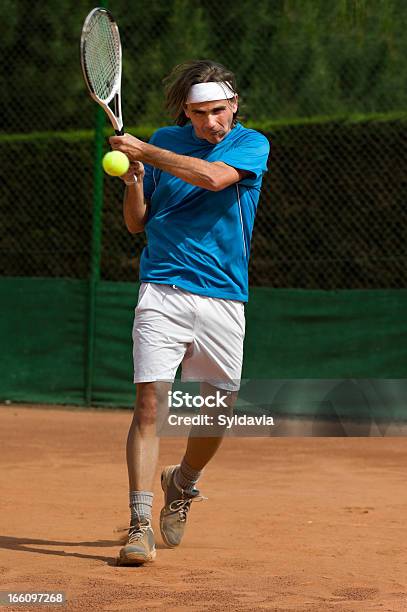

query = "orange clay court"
[[0, 404, 406, 612]]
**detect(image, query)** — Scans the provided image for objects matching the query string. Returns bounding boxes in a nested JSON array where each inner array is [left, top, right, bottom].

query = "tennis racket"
[[80, 7, 124, 135]]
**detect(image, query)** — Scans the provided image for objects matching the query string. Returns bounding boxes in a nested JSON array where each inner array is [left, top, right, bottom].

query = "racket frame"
[[80, 7, 124, 135]]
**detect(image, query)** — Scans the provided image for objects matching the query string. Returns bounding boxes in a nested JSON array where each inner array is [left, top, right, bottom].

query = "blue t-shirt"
[[139, 122, 270, 302]]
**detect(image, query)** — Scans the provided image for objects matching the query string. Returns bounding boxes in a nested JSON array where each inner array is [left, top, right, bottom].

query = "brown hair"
[[163, 59, 239, 126]]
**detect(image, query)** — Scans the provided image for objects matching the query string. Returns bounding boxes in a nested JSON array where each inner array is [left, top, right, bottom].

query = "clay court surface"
[[1, 404, 407, 611]]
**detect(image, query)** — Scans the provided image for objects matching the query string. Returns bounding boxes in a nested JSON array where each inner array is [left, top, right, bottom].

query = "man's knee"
[[134, 382, 170, 429]]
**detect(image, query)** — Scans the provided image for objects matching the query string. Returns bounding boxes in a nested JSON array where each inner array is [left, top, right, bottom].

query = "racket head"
[[80, 7, 123, 133]]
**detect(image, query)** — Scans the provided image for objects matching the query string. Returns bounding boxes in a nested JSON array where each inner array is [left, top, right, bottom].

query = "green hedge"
[[1, 115, 406, 288]]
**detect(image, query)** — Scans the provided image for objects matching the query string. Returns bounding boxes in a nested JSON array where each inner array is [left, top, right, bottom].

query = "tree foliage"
[[1, 0, 406, 132]]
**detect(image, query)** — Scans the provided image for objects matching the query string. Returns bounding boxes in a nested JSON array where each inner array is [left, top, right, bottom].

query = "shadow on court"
[[0, 535, 118, 565]]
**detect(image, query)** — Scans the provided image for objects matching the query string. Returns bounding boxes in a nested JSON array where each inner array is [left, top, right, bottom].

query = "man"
[[109, 60, 270, 565]]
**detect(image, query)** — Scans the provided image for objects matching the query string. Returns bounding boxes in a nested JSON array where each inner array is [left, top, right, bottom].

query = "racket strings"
[[83, 12, 120, 102]]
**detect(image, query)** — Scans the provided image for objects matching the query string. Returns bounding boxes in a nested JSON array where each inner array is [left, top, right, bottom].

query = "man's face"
[[184, 97, 238, 144]]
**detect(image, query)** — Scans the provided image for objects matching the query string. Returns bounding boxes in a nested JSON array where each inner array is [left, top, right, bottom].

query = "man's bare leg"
[[159, 382, 238, 547], [183, 382, 236, 470], [119, 381, 171, 565], [126, 381, 171, 491]]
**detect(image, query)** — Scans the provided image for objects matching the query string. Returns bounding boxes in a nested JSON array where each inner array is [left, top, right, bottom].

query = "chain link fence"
[[1, 0, 406, 288]]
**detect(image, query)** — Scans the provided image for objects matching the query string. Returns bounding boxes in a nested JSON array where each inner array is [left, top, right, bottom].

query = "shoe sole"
[[160, 465, 179, 548], [117, 547, 157, 566]]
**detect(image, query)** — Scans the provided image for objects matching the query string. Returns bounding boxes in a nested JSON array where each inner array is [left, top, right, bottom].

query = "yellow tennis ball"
[[102, 151, 130, 176]]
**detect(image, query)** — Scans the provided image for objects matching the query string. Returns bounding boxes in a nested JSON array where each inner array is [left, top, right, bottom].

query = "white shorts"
[[132, 283, 245, 391]]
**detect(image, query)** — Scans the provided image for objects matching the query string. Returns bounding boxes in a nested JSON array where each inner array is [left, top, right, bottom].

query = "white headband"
[[186, 81, 236, 103]]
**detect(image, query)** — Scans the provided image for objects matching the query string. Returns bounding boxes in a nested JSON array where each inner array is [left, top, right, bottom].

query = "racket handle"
[[115, 128, 124, 136]]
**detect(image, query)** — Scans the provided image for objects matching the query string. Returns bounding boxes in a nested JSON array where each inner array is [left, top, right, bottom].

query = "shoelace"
[[127, 522, 151, 544], [168, 494, 207, 522]]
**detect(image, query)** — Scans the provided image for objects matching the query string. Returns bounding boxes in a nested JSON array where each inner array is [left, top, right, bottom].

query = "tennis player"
[[109, 60, 270, 565]]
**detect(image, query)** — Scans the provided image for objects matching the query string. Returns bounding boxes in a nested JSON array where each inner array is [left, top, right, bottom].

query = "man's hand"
[[109, 133, 146, 161], [120, 161, 145, 186]]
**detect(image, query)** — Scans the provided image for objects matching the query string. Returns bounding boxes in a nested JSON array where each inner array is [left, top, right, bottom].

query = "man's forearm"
[[123, 180, 148, 233], [140, 143, 222, 191]]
